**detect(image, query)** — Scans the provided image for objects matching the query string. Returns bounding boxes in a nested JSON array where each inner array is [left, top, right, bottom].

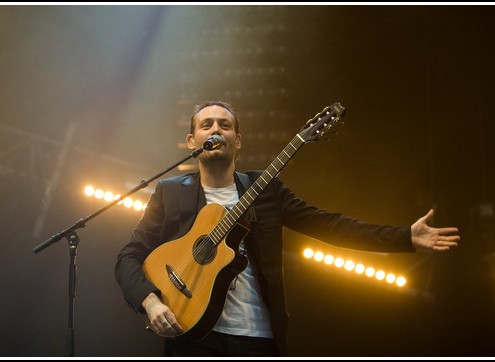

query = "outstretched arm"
[[411, 209, 460, 251]]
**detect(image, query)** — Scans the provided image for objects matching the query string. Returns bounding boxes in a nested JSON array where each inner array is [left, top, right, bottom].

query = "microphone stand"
[[32, 146, 206, 357]]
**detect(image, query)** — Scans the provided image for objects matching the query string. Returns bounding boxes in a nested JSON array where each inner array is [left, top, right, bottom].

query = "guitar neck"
[[207, 102, 346, 245], [209, 133, 306, 245]]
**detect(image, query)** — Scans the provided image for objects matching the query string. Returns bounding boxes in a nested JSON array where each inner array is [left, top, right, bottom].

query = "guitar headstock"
[[299, 102, 346, 143]]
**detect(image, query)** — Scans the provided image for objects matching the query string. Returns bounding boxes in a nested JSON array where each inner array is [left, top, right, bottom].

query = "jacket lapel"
[[234, 171, 251, 196], [178, 172, 205, 235]]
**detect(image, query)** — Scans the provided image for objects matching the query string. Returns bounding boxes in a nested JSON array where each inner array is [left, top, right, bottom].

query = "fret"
[[217, 223, 228, 234], [211, 230, 220, 244], [239, 198, 250, 209], [243, 193, 255, 203], [253, 183, 263, 195], [288, 142, 298, 151]]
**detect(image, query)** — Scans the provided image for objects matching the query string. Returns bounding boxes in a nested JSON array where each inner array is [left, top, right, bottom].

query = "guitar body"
[[143, 203, 249, 343]]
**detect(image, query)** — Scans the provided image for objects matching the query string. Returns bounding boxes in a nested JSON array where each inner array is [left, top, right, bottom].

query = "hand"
[[142, 292, 183, 337], [411, 209, 460, 251]]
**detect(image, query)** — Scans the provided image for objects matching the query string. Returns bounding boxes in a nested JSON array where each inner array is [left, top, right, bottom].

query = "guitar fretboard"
[[209, 134, 305, 245]]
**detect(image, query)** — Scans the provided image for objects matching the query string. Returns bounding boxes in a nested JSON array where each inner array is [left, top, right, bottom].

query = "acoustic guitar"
[[142, 103, 346, 342]]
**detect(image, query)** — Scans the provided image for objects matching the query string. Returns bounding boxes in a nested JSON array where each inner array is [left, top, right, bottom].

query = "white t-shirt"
[[202, 183, 274, 338]]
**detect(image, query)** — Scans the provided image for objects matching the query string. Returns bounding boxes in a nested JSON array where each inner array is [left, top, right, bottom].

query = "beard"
[[198, 148, 235, 169]]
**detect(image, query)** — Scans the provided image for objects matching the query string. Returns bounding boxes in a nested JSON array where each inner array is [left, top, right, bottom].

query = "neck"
[[199, 160, 236, 188]]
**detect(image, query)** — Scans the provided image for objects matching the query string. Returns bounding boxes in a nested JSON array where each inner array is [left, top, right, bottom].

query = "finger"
[[170, 320, 183, 333], [440, 226, 459, 234], [158, 321, 174, 337], [163, 316, 182, 333], [432, 227, 459, 238], [422, 208, 434, 222], [436, 237, 459, 247], [152, 317, 168, 333], [437, 241, 458, 247], [439, 235, 460, 242], [151, 322, 166, 336], [164, 310, 183, 333], [158, 319, 181, 336], [434, 245, 452, 251]]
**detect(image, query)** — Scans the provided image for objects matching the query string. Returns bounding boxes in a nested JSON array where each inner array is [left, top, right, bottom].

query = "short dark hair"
[[190, 101, 240, 134]]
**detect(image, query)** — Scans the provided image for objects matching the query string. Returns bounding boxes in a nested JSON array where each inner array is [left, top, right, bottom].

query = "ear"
[[186, 134, 195, 150], [235, 133, 242, 150]]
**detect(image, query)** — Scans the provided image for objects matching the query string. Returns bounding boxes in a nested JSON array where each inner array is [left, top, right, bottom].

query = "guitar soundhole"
[[193, 236, 217, 265]]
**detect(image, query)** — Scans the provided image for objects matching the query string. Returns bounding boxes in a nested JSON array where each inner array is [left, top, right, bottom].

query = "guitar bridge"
[[166, 264, 192, 298]]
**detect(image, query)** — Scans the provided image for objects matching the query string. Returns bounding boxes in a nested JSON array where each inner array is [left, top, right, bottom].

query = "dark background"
[[0, 4, 494, 357]]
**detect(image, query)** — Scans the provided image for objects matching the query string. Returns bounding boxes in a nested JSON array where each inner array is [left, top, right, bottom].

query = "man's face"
[[187, 105, 241, 164]]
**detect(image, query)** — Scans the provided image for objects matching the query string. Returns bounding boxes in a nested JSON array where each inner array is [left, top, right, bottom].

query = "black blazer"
[[115, 171, 415, 355]]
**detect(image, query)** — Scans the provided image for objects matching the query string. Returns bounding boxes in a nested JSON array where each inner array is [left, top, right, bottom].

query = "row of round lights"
[[83, 185, 147, 212], [303, 248, 407, 287]]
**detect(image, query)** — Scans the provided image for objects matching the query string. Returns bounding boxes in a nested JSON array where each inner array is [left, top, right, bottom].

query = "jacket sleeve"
[[275, 179, 415, 253], [114, 181, 165, 313]]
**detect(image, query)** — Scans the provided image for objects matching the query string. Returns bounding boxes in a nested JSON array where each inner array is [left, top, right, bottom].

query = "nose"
[[210, 122, 221, 134]]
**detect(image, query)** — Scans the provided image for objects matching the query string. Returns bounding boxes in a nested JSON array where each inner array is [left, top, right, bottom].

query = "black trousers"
[[164, 331, 279, 357]]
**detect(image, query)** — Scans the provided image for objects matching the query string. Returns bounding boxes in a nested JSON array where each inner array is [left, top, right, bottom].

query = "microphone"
[[203, 135, 225, 150]]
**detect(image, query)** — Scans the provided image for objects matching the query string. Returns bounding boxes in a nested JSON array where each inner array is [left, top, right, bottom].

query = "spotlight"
[[299, 247, 407, 289], [133, 200, 144, 211], [94, 189, 104, 199], [355, 264, 365, 274], [375, 270, 386, 281], [344, 260, 355, 271], [386, 273, 396, 284], [104, 191, 114, 202], [303, 248, 314, 258], [314, 251, 324, 262], [396, 276, 407, 287], [83, 185, 146, 213], [123, 197, 133, 208], [324, 254, 334, 265], [84, 185, 95, 197], [365, 267, 375, 277], [334, 257, 345, 268]]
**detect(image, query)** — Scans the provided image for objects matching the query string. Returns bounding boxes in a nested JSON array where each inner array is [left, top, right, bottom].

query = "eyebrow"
[[199, 118, 232, 125]]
